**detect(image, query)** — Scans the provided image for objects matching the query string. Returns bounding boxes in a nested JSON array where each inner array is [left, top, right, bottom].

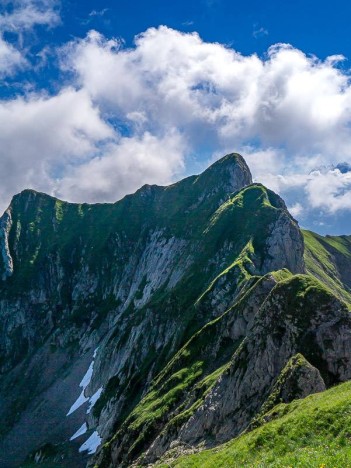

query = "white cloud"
[[0, 88, 113, 210], [306, 169, 351, 212], [0, 86, 186, 213], [288, 202, 303, 218], [0, 0, 60, 77], [60, 27, 351, 163], [0, 35, 26, 76], [1, 25, 351, 232], [56, 130, 185, 203], [0, 0, 60, 31]]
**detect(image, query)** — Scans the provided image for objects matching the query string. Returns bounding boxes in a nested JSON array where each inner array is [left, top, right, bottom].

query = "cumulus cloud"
[[306, 169, 351, 212], [0, 88, 113, 209], [61, 27, 351, 161], [1, 25, 351, 233], [56, 131, 185, 203]]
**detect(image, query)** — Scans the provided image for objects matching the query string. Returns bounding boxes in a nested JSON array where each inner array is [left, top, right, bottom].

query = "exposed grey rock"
[[0, 209, 13, 280], [277, 354, 326, 403], [253, 353, 326, 426], [175, 278, 351, 450], [218, 153, 253, 194], [262, 211, 305, 274]]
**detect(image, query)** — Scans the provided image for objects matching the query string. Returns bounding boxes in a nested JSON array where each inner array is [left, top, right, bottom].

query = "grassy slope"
[[96, 276, 264, 465], [114, 272, 347, 468], [165, 380, 351, 468], [101, 273, 345, 466], [303, 230, 351, 306], [2, 181, 286, 368]]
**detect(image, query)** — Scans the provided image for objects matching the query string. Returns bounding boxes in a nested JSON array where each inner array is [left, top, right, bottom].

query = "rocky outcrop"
[[242, 352, 327, 433], [195, 153, 253, 198], [262, 353, 326, 411], [94, 273, 351, 467], [0, 209, 13, 280], [174, 276, 351, 450], [263, 211, 305, 274]]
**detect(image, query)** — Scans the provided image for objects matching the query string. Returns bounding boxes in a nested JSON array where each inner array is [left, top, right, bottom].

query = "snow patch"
[[70, 422, 87, 441], [67, 390, 89, 416], [80, 360, 94, 389], [87, 387, 103, 414], [66, 347, 98, 416], [79, 430, 102, 454]]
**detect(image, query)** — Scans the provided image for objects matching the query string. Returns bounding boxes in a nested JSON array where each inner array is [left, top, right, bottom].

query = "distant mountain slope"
[[0, 153, 350, 467], [303, 230, 351, 305]]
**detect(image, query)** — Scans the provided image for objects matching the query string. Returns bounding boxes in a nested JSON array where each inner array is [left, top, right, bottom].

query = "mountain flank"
[[0, 153, 350, 467]]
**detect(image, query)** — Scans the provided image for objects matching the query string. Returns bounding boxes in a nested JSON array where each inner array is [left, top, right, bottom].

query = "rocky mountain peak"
[[193, 152, 252, 198]]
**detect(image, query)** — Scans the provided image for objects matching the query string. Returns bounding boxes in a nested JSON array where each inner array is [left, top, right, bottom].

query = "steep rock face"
[[192, 153, 253, 200], [175, 276, 351, 448], [264, 353, 326, 409], [93, 273, 351, 468], [0, 209, 13, 280], [0, 153, 309, 466], [95, 275, 277, 466], [262, 210, 305, 274]]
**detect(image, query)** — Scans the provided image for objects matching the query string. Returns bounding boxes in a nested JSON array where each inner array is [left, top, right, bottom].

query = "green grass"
[[303, 230, 351, 306], [97, 272, 294, 466], [164, 380, 351, 468], [129, 362, 204, 432]]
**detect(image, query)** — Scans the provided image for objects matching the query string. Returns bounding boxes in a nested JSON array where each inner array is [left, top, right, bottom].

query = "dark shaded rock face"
[[0, 153, 347, 467], [275, 354, 326, 403], [334, 248, 351, 289]]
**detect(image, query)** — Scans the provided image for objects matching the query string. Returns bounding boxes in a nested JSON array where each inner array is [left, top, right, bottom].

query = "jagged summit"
[[0, 152, 302, 286], [206, 152, 251, 177], [193, 152, 252, 197]]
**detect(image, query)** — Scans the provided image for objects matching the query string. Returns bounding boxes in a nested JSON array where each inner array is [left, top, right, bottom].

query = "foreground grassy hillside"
[[163, 380, 351, 467]]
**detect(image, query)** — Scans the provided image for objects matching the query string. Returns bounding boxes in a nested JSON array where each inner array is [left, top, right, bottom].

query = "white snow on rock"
[[79, 430, 102, 454], [79, 361, 94, 390], [67, 390, 89, 416], [70, 422, 87, 441], [87, 387, 103, 414], [66, 347, 98, 416]]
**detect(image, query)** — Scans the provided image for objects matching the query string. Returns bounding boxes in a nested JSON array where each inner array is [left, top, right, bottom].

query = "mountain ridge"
[[0, 153, 350, 467]]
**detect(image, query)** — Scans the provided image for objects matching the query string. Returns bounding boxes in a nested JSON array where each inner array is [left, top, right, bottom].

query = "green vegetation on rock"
[[165, 380, 351, 468], [303, 229, 351, 306]]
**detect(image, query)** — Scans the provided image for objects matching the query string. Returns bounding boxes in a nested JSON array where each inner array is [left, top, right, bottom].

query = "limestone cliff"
[[0, 153, 348, 468]]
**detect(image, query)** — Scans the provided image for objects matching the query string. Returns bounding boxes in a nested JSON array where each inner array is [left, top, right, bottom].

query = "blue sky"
[[1, 0, 351, 234]]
